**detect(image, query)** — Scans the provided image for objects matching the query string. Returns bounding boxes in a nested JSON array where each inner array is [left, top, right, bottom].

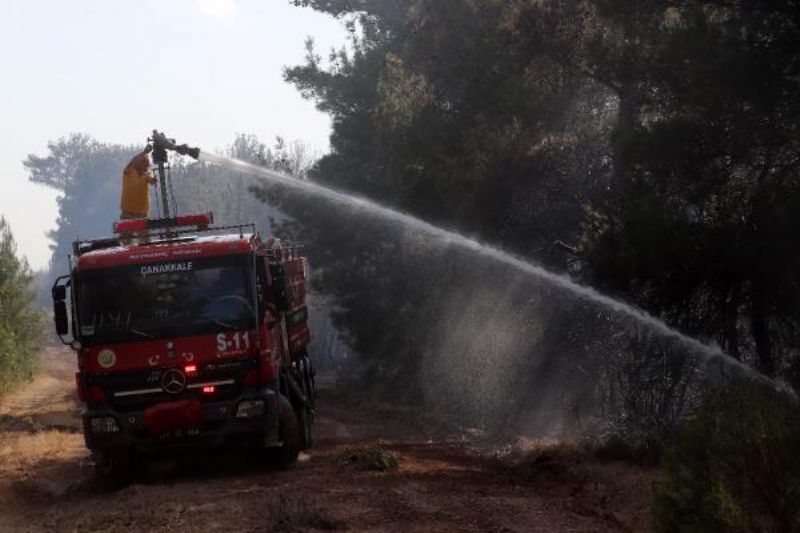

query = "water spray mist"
[[196, 150, 788, 393]]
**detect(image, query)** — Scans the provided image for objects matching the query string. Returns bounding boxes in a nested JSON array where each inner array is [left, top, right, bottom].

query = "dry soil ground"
[[0, 348, 658, 532]]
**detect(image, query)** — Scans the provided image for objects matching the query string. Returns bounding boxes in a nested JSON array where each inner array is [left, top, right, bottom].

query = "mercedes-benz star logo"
[[161, 368, 186, 394]]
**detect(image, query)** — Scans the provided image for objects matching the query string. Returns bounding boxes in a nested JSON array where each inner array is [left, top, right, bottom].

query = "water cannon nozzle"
[[175, 144, 200, 160], [149, 130, 200, 163]]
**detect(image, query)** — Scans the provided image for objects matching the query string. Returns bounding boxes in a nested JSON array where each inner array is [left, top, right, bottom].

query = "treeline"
[[270, 0, 799, 396], [0, 218, 43, 395]]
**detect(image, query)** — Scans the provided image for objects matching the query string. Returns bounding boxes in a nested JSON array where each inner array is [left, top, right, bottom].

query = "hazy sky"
[[0, 0, 346, 270]]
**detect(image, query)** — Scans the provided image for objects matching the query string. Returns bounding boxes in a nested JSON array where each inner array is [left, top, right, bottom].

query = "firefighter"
[[119, 150, 156, 244], [120, 150, 156, 220]]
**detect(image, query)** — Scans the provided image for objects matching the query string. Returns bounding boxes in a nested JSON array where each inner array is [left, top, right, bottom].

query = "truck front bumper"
[[82, 388, 279, 453]]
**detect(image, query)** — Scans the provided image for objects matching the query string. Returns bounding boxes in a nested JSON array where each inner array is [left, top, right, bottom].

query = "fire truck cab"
[[51, 214, 315, 476]]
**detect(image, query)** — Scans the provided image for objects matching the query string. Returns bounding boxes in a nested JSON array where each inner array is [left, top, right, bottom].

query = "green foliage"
[[0, 217, 43, 395], [578, 1, 800, 378], [653, 383, 800, 532], [273, 0, 614, 400], [277, 0, 800, 410], [342, 446, 399, 471]]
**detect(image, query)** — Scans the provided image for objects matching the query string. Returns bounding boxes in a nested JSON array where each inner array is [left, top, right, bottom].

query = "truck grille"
[[86, 358, 256, 412]]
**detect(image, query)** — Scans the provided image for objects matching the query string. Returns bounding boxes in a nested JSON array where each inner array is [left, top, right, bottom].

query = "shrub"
[[341, 446, 399, 471], [0, 217, 42, 396], [653, 381, 800, 532]]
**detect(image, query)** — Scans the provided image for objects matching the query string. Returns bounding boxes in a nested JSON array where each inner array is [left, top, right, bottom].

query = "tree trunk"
[[750, 279, 775, 376], [722, 284, 741, 360], [613, 89, 639, 182]]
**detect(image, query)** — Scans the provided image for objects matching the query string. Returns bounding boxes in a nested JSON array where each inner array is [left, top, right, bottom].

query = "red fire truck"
[[50, 132, 315, 477]]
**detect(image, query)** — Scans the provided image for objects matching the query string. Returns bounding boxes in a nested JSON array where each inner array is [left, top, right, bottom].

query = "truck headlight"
[[236, 400, 265, 418], [90, 416, 120, 434]]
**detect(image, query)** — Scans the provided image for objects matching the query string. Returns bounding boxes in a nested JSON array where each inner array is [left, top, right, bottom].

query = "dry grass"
[[0, 430, 84, 472], [501, 438, 591, 484], [0, 431, 88, 485], [499, 437, 660, 532]]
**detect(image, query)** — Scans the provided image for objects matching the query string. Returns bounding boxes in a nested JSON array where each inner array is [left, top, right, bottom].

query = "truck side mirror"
[[54, 300, 69, 336], [52, 285, 66, 302]]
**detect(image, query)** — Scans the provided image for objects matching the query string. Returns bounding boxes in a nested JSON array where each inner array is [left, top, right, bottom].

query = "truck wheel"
[[270, 394, 300, 468]]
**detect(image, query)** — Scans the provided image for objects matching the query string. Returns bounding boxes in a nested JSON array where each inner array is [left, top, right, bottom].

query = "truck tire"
[[270, 394, 300, 468]]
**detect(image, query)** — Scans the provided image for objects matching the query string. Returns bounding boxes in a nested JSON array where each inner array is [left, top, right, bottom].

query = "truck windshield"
[[75, 254, 254, 343]]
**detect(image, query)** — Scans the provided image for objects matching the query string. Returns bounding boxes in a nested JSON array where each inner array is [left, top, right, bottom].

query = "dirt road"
[[0, 348, 656, 532]]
